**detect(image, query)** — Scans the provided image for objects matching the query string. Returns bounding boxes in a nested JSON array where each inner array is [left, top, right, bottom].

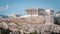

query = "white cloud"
[[0, 5, 9, 11]]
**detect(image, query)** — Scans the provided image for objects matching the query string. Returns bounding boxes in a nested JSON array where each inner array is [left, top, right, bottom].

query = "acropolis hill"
[[0, 8, 60, 34]]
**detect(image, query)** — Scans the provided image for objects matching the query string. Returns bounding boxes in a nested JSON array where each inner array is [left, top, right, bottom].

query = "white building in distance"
[[9, 14, 21, 18], [56, 11, 60, 16]]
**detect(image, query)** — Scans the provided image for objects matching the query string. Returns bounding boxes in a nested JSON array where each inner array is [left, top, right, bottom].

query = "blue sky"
[[0, 0, 60, 16]]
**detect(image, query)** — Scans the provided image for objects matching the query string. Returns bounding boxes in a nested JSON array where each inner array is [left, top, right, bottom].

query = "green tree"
[[30, 30, 37, 34], [0, 28, 11, 34]]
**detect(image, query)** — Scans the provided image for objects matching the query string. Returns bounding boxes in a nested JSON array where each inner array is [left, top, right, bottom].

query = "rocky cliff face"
[[0, 16, 60, 34]]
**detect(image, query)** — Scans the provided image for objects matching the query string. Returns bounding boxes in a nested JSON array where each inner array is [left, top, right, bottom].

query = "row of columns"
[[26, 10, 38, 15]]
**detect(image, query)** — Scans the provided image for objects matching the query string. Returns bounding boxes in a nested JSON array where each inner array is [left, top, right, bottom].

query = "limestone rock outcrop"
[[0, 16, 60, 34]]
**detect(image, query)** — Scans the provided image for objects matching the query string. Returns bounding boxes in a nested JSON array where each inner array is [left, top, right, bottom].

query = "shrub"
[[30, 30, 37, 34], [0, 28, 11, 34]]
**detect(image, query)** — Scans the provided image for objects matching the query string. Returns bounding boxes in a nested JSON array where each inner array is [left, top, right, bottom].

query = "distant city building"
[[9, 14, 21, 18], [56, 11, 60, 16], [54, 11, 60, 25]]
